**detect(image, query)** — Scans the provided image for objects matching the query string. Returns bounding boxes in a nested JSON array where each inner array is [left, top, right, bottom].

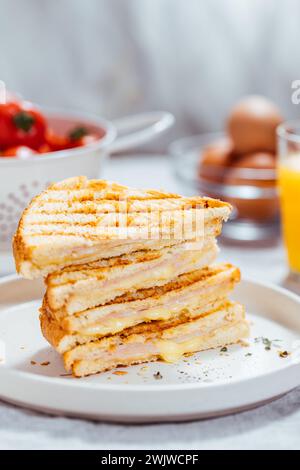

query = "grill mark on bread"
[[13, 176, 232, 278], [29, 198, 224, 214], [25, 209, 205, 226], [22, 218, 222, 235], [24, 208, 216, 226], [38, 192, 181, 203]]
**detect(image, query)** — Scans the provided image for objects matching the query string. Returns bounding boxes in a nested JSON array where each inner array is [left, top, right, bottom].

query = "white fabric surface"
[[1, 0, 300, 140], [0, 155, 299, 450]]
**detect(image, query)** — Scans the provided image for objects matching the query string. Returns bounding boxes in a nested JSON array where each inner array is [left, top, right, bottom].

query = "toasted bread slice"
[[55, 302, 248, 377], [45, 238, 218, 315], [42, 263, 240, 338], [41, 297, 227, 354], [13, 176, 231, 278]]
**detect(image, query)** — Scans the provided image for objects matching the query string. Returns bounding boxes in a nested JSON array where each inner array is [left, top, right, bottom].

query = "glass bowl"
[[169, 133, 280, 243]]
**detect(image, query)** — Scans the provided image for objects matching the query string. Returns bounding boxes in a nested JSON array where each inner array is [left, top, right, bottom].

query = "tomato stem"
[[13, 111, 35, 132], [69, 126, 88, 141]]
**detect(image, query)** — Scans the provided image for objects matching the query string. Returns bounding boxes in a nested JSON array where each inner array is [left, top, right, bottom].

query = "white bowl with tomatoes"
[[0, 98, 174, 250]]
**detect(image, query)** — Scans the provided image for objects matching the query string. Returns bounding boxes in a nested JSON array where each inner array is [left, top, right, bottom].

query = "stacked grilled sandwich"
[[13, 176, 249, 377]]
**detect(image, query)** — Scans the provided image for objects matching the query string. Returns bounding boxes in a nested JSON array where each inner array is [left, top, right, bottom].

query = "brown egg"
[[198, 137, 234, 183], [231, 152, 276, 171], [227, 95, 283, 154], [224, 152, 278, 221]]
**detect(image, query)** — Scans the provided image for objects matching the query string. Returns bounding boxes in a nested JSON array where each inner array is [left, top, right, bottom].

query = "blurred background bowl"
[[169, 133, 279, 243]]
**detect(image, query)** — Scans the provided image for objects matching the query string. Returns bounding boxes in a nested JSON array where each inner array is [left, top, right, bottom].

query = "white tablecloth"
[[1, 155, 299, 450]]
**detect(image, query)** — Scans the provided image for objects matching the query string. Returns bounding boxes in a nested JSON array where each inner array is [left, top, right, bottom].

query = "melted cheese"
[[79, 307, 178, 335], [143, 307, 174, 321], [80, 310, 171, 335], [155, 336, 208, 363], [80, 317, 134, 336], [74, 269, 231, 338], [155, 340, 184, 362]]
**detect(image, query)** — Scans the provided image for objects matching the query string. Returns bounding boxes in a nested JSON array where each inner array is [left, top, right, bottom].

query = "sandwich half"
[[13, 176, 231, 278], [41, 301, 249, 377], [41, 263, 240, 339], [45, 238, 218, 316]]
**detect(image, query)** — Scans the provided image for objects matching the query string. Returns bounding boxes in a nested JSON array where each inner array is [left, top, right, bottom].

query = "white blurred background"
[[0, 0, 299, 143]]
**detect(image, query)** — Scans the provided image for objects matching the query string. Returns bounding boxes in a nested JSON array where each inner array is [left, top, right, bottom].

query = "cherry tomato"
[[46, 126, 98, 151], [69, 131, 98, 148], [0, 102, 20, 148], [0, 101, 46, 150], [45, 129, 70, 151], [38, 143, 52, 154], [1, 145, 37, 158], [67, 126, 98, 148]]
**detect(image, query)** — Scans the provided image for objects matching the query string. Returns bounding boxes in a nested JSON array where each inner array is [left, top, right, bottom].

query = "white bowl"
[[0, 109, 174, 250]]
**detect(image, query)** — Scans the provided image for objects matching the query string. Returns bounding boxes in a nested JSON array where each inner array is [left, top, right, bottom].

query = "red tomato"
[[66, 133, 98, 149], [67, 126, 98, 148], [38, 143, 52, 154], [1, 145, 37, 158], [75, 134, 98, 147], [0, 101, 47, 150], [0, 102, 20, 148], [46, 126, 98, 151], [45, 130, 70, 151]]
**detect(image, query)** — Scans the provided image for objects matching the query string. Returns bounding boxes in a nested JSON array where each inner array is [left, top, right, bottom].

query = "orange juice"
[[278, 155, 300, 273]]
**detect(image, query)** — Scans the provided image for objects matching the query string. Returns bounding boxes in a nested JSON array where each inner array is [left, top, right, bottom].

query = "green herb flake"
[[255, 337, 281, 351], [262, 338, 272, 350], [220, 346, 228, 353]]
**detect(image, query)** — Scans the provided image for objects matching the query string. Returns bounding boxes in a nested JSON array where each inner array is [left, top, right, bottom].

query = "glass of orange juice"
[[278, 121, 300, 279]]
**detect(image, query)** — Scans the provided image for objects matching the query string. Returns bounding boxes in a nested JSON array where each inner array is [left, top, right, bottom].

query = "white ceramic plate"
[[0, 275, 300, 423]]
